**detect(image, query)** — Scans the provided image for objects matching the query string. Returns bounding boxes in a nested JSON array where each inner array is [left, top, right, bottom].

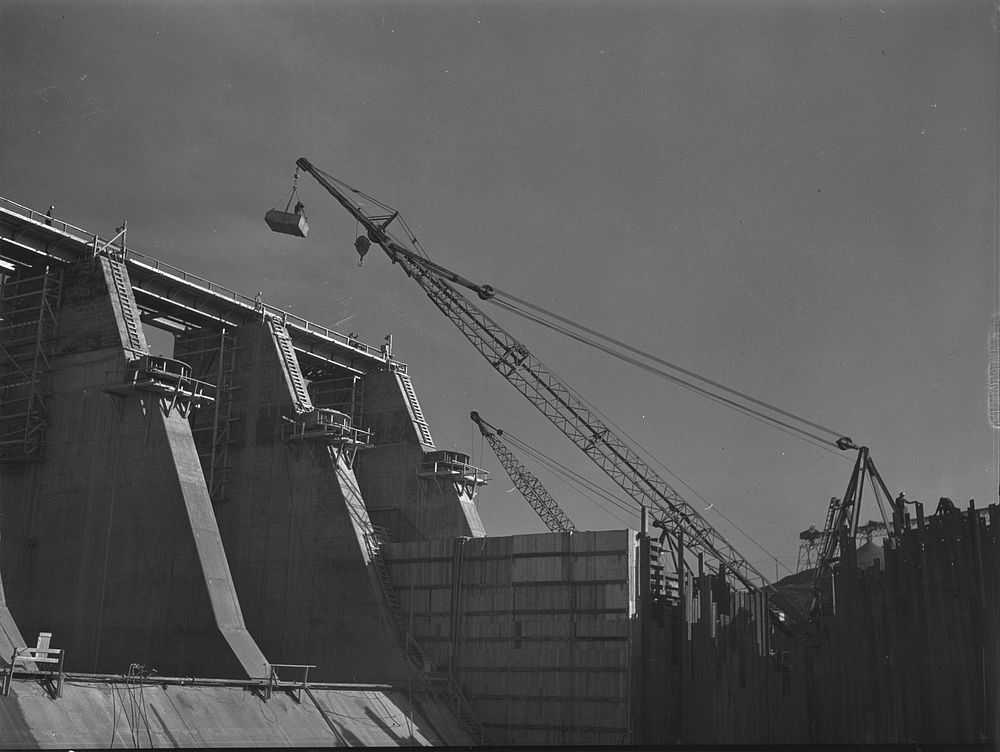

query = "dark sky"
[[2, 0, 997, 576]]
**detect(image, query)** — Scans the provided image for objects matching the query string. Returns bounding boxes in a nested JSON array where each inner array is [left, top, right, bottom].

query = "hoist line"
[[318, 164, 847, 455], [504, 424, 792, 576], [491, 288, 847, 441], [652, 464, 796, 578], [476, 414, 631, 519], [500, 430, 640, 525], [312, 166, 434, 261], [491, 297, 845, 458], [394, 231, 816, 582], [512, 443, 637, 528], [307, 164, 814, 582], [301, 162, 780, 591]]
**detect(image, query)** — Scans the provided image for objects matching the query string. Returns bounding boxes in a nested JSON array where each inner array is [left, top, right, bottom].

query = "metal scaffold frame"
[[0, 266, 63, 464], [179, 328, 243, 502], [417, 449, 489, 500]]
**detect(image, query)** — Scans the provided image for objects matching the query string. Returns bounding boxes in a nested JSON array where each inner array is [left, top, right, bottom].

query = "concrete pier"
[[351, 370, 486, 541], [0, 258, 268, 678], [175, 321, 415, 683]]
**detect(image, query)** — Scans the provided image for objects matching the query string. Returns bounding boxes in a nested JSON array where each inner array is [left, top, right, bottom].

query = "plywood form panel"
[[382, 529, 637, 745]]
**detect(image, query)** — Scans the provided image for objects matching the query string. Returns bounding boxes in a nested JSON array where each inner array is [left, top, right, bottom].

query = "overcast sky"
[[2, 0, 997, 576]]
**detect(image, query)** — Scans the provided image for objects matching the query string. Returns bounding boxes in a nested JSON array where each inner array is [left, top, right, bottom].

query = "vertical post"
[[350, 375, 358, 428], [208, 327, 227, 498], [849, 448, 868, 539], [265, 664, 275, 702], [675, 529, 685, 744], [56, 650, 64, 698]]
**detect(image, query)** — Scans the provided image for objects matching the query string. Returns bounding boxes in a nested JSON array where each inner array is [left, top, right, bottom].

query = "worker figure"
[[45, 205, 54, 225], [894, 492, 909, 515], [934, 497, 957, 516], [293, 201, 305, 216]]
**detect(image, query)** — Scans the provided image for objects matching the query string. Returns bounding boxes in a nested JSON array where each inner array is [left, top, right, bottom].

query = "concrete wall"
[[383, 529, 638, 746], [0, 259, 267, 679], [354, 371, 485, 541], [175, 322, 414, 684]]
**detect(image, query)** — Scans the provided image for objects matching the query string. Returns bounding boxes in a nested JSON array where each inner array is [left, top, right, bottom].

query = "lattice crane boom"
[[470, 411, 576, 533], [293, 157, 773, 592]]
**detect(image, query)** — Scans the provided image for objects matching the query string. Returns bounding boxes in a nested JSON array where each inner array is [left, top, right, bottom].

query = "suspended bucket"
[[266, 169, 309, 237], [265, 209, 309, 238]]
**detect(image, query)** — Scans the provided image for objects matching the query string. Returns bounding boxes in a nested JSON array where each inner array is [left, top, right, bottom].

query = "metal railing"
[[417, 457, 489, 484], [2, 634, 65, 699], [282, 413, 373, 446], [264, 663, 315, 702], [0, 197, 407, 372], [127, 355, 217, 402]]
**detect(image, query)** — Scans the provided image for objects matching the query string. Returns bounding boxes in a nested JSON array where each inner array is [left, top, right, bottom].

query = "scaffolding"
[[282, 407, 372, 467], [307, 374, 365, 430], [178, 329, 243, 502], [0, 266, 63, 464], [417, 450, 488, 499], [105, 355, 215, 419]]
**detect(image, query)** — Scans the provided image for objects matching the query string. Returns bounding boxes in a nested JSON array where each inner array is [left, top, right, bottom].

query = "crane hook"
[[355, 236, 371, 267]]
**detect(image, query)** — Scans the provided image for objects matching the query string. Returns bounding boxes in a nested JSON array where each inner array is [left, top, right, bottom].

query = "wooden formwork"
[[383, 530, 636, 746], [384, 508, 996, 746], [638, 502, 998, 745]]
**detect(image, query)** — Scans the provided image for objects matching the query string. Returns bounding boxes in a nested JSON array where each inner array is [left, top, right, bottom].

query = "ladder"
[[364, 530, 489, 744], [106, 258, 145, 360], [396, 372, 434, 447], [816, 495, 842, 568], [205, 330, 240, 501], [267, 317, 312, 413]]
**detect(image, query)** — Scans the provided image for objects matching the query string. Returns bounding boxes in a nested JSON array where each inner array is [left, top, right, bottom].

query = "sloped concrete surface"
[[0, 676, 472, 747]]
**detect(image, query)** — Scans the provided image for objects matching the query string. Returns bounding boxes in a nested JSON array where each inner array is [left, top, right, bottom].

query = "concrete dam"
[[0, 198, 996, 747]]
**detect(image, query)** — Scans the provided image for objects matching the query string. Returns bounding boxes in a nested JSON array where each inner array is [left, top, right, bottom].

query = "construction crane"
[[470, 411, 576, 533], [808, 439, 899, 617], [796, 518, 889, 573], [281, 157, 794, 602]]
